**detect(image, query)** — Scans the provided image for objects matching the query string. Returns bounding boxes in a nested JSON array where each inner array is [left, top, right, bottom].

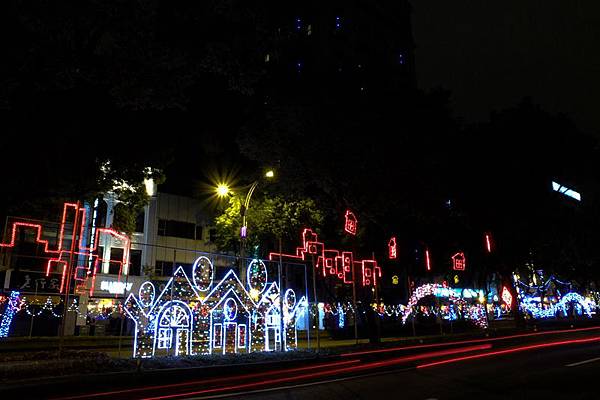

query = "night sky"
[[412, 0, 600, 136]]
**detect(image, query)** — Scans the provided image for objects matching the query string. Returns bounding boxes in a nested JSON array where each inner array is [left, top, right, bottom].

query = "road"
[[226, 340, 600, 400], [16, 326, 600, 400]]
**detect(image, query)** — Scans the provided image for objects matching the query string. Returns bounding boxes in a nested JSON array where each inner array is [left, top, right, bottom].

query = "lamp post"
[[215, 170, 275, 284], [239, 180, 259, 281]]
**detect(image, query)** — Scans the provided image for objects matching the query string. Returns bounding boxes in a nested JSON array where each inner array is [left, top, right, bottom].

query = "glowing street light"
[[216, 183, 230, 198], [265, 170, 275, 178]]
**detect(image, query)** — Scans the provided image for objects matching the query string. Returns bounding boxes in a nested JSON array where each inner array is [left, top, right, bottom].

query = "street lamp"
[[239, 170, 275, 282], [214, 170, 275, 283], [215, 183, 231, 198]]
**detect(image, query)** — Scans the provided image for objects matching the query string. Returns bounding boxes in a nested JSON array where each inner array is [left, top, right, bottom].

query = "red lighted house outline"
[[451, 252, 466, 271], [269, 228, 381, 287], [0, 202, 130, 295]]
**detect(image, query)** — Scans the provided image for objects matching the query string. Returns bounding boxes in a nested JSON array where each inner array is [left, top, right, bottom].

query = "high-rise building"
[[262, 0, 416, 104]]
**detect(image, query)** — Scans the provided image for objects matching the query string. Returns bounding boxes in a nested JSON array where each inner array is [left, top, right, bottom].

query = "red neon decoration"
[[451, 252, 466, 271], [485, 232, 492, 253], [425, 249, 431, 271], [388, 237, 397, 259], [502, 286, 513, 309], [269, 228, 380, 287], [344, 210, 357, 235], [0, 202, 130, 295]]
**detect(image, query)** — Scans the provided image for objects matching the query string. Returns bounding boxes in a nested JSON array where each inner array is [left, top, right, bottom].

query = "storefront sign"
[[7, 270, 62, 293], [99, 280, 133, 295]]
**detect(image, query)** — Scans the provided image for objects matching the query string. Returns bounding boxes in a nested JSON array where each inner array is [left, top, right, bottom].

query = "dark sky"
[[411, 0, 600, 136]]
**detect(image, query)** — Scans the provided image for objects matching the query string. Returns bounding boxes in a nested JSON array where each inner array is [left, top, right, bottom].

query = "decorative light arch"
[[401, 283, 487, 328]]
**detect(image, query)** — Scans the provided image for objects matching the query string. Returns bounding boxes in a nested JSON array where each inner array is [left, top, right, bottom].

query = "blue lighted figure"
[[338, 304, 345, 329]]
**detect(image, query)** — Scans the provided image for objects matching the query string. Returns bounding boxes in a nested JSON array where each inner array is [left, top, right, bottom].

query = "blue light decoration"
[[338, 304, 345, 328], [399, 53, 405, 65], [0, 291, 21, 338], [124, 256, 307, 358], [520, 292, 595, 319], [335, 16, 341, 30], [296, 17, 302, 31]]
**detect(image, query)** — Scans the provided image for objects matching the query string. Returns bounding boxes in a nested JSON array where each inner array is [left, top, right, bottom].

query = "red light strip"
[[1, 202, 130, 295], [417, 336, 600, 369], [340, 326, 600, 357], [141, 345, 490, 400], [269, 228, 380, 287], [425, 249, 431, 271], [52, 359, 362, 400]]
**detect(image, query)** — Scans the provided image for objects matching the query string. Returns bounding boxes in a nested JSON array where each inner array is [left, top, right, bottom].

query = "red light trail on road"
[[141, 345, 490, 400], [340, 326, 600, 357], [417, 336, 600, 369], [52, 359, 362, 400]]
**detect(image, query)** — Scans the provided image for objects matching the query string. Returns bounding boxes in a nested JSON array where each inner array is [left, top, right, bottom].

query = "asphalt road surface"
[[28, 327, 600, 400], [225, 341, 600, 400]]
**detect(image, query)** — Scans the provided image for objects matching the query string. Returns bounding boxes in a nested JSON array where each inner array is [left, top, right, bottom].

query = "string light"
[[124, 256, 307, 358], [520, 292, 596, 319], [0, 291, 21, 338]]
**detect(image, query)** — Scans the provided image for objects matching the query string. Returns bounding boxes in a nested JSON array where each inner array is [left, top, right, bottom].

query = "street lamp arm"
[[242, 180, 259, 227]]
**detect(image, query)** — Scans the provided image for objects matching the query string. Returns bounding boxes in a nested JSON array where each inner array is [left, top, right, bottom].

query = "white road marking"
[[566, 357, 600, 367]]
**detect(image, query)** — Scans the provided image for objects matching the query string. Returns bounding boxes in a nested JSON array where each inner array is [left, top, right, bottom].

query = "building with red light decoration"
[[0, 187, 219, 336]]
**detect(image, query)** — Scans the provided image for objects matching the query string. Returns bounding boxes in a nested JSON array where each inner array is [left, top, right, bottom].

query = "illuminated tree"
[[214, 195, 324, 256]]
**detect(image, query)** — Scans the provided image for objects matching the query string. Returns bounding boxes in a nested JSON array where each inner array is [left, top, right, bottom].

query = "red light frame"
[[269, 228, 380, 287], [0, 202, 131, 295], [451, 252, 466, 271]]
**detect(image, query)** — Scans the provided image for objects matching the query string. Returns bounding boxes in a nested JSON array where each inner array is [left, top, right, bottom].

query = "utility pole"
[[58, 201, 81, 358], [352, 259, 358, 345], [278, 237, 285, 352], [311, 254, 320, 352], [117, 270, 130, 358]]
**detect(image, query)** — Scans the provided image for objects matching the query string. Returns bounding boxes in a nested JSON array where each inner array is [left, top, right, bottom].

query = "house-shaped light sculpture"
[[124, 257, 307, 358], [451, 252, 466, 271]]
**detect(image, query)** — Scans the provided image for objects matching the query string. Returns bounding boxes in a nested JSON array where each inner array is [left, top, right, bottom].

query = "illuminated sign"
[[552, 181, 581, 201], [100, 280, 133, 294]]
